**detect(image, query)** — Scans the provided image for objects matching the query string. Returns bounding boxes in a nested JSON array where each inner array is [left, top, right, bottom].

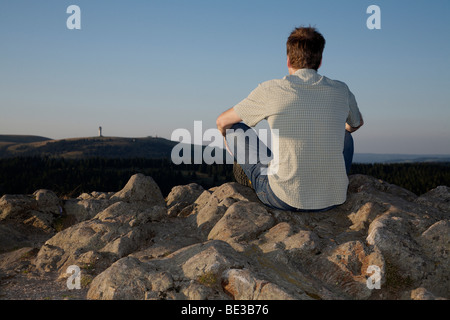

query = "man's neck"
[[288, 67, 299, 75], [289, 68, 319, 75]]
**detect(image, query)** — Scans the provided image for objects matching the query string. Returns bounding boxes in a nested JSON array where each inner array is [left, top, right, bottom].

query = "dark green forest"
[[0, 157, 233, 198], [0, 156, 449, 198], [350, 162, 450, 196]]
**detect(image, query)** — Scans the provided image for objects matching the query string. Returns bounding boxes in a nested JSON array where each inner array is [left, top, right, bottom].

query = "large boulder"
[[34, 201, 166, 276], [208, 200, 275, 244], [0, 190, 62, 231], [87, 241, 247, 300], [166, 183, 204, 209], [415, 185, 450, 214], [0, 190, 63, 252], [110, 173, 165, 205]]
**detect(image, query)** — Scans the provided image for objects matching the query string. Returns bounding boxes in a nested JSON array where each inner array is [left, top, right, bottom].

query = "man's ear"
[[287, 56, 291, 68], [318, 58, 322, 69]]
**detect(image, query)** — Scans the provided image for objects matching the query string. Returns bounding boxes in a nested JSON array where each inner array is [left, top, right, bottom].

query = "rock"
[[180, 241, 246, 280], [258, 222, 320, 256], [415, 185, 450, 214], [210, 182, 260, 203], [348, 174, 418, 202], [348, 202, 388, 232], [33, 189, 60, 208], [1, 174, 449, 300], [192, 183, 262, 233], [196, 194, 231, 233], [0, 190, 63, 238], [86, 256, 158, 300], [303, 240, 385, 299], [0, 224, 30, 253], [0, 191, 62, 228], [23, 210, 55, 232], [221, 268, 308, 300], [110, 173, 164, 205], [417, 220, 450, 296], [87, 241, 245, 300], [0, 223, 50, 254], [166, 183, 204, 209], [193, 190, 213, 207], [167, 202, 189, 217], [0, 195, 34, 220], [420, 220, 449, 260], [0, 247, 38, 276], [365, 203, 449, 298], [34, 201, 164, 276], [408, 287, 447, 300], [63, 198, 114, 222], [367, 210, 429, 281], [208, 201, 275, 244], [78, 191, 114, 200]]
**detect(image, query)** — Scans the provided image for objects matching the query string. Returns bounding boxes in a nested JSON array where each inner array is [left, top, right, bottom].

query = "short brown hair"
[[286, 27, 325, 71]]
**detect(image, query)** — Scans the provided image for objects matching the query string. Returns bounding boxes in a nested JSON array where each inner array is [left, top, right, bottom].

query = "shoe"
[[233, 161, 252, 188]]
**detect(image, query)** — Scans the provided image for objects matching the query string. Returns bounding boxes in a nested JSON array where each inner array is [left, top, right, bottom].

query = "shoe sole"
[[233, 161, 252, 188]]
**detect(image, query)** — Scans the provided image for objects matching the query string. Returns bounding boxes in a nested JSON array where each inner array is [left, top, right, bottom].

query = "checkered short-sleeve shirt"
[[233, 69, 361, 210]]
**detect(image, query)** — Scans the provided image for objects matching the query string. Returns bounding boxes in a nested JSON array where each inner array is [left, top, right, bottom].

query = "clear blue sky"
[[1, 0, 449, 154]]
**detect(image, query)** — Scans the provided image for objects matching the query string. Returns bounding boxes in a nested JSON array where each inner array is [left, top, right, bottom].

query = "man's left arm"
[[216, 107, 242, 136], [346, 113, 364, 133], [346, 88, 363, 132]]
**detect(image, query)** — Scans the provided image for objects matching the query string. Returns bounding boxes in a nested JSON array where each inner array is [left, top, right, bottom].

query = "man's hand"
[[216, 107, 242, 136]]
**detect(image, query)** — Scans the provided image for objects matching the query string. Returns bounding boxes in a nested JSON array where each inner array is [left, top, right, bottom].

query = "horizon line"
[[1, 134, 450, 157]]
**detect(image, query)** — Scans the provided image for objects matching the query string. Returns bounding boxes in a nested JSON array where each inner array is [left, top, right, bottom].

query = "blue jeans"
[[225, 123, 354, 212]]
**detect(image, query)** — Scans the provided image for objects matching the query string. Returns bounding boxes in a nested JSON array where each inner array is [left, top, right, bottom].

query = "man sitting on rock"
[[216, 26, 363, 212]]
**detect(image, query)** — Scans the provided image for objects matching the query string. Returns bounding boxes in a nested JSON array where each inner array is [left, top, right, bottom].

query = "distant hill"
[[1, 134, 449, 163], [0, 135, 51, 144], [0, 136, 180, 159], [354, 153, 450, 164]]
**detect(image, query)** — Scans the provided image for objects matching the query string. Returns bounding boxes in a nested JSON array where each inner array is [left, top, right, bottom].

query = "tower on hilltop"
[[98, 126, 103, 137]]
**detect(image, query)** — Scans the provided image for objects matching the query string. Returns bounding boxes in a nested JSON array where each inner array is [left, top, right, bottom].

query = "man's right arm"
[[216, 107, 242, 136]]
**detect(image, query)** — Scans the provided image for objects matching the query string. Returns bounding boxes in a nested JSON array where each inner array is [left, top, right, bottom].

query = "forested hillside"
[[0, 157, 449, 198], [0, 157, 233, 197], [350, 162, 450, 196]]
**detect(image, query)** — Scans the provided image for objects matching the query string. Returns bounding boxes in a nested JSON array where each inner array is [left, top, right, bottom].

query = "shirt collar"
[[287, 69, 322, 84]]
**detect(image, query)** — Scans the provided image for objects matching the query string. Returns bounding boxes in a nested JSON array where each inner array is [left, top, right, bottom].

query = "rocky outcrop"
[[0, 173, 448, 300]]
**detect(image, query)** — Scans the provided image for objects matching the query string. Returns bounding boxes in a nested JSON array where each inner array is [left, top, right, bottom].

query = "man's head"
[[286, 26, 325, 72]]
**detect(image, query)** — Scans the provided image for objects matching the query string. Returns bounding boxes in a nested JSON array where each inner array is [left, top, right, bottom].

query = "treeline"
[[0, 157, 449, 198], [350, 162, 450, 196], [0, 157, 233, 198]]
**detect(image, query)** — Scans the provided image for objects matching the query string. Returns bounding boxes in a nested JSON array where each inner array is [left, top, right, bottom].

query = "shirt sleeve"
[[346, 89, 361, 127], [233, 83, 270, 127]]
